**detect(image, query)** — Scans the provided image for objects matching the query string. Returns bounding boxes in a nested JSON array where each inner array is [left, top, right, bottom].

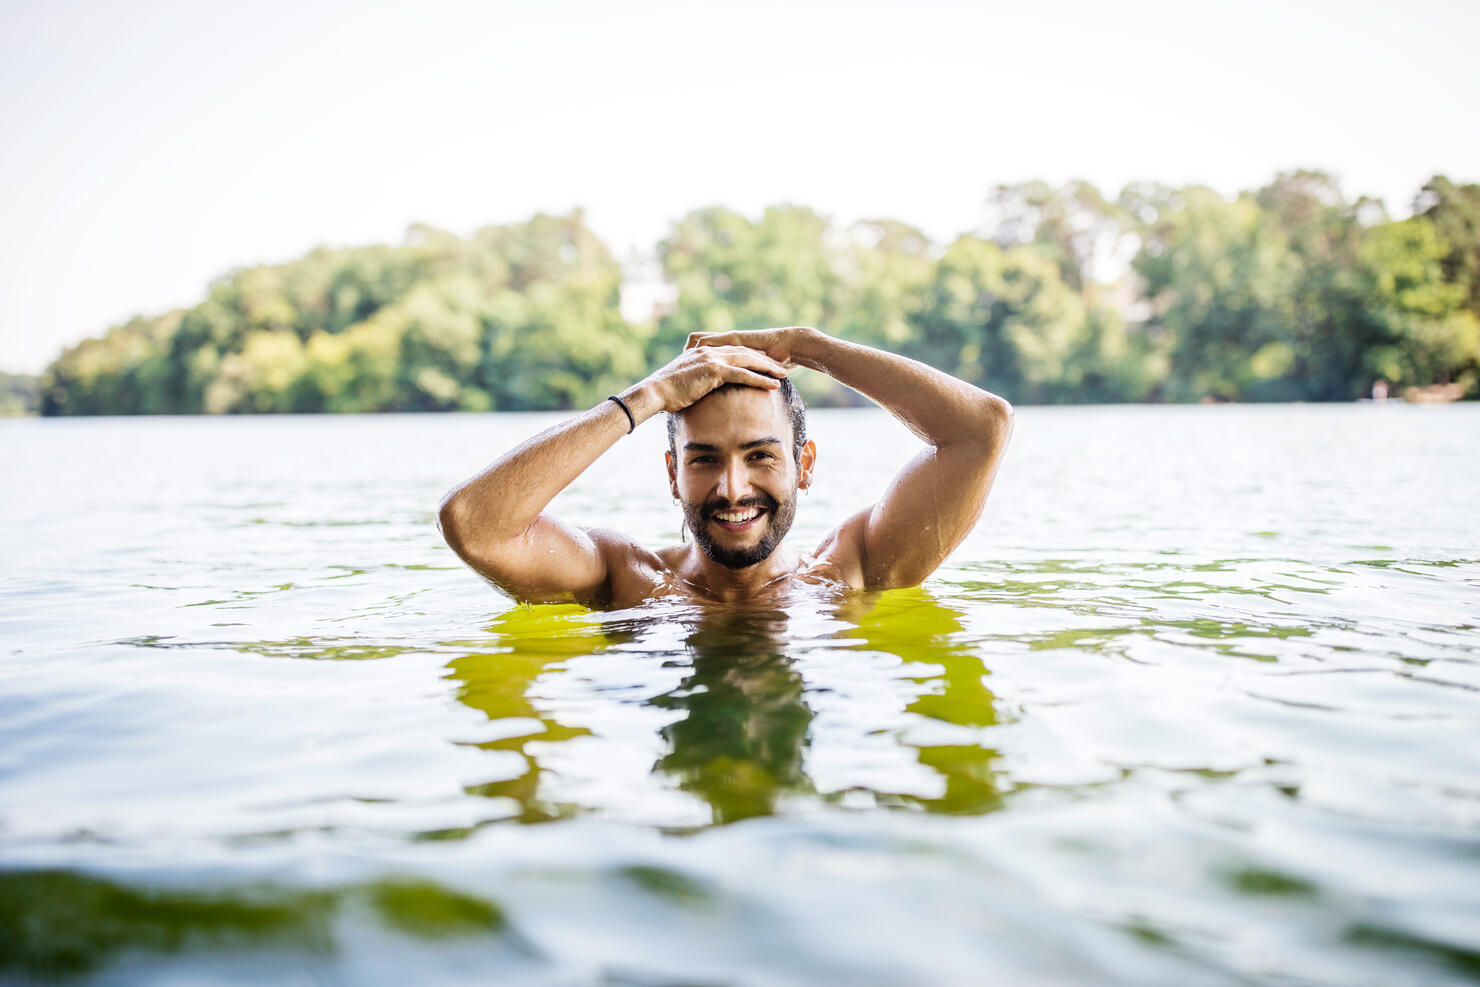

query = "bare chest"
[[607, 548, 853, 607]]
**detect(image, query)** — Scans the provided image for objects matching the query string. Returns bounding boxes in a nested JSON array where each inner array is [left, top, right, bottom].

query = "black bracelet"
[[607, 394, 636, 434]]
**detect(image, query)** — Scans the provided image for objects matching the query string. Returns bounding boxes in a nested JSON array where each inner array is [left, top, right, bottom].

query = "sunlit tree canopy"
[[39, 174, 1480, 415]]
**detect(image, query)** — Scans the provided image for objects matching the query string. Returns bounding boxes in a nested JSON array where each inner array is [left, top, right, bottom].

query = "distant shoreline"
[[12, 394, 1477, 421], [30, 176, 1480, 416]]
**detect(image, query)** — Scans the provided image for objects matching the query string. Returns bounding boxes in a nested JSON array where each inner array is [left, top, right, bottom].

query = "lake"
[[2, 403, 1478, 985]]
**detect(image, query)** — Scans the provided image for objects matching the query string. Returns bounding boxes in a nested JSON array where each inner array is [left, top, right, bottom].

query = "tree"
[[1417, 175, 1480, 315], [657, 206, 840, 350], [42, 211, 644, 415], [1363, 214, 1480, 391], [1131, 186, 1299, 401], [832, 219, 935, 353], [38, 178, 1480, 415], [1252, 171, 1390, 400], [985, 180, 1131, 292], [913, 236, 1122, 404]]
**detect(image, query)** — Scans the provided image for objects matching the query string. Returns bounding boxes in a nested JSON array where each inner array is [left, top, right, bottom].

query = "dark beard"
[[683, 490, 798, 570]]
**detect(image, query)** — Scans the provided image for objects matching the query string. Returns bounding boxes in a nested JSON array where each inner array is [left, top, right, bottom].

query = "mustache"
[[702, 493, 778, 518]]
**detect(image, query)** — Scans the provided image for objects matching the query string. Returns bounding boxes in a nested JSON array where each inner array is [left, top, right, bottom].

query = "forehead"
[[674, 386, 790, 450]]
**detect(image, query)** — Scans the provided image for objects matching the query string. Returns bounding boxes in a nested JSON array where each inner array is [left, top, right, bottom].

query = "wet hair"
[[667, 377, 808, 464]]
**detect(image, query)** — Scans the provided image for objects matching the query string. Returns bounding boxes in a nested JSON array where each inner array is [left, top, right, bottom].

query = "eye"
[[749, 451, 777, 463], [689, 455, 717, 465]]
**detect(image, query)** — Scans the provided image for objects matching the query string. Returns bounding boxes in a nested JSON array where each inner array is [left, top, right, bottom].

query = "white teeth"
[[714, 508, 761, 523]]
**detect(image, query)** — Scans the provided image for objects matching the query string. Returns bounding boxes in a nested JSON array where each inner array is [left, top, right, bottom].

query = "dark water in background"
[[1, 404, 1478, 985]]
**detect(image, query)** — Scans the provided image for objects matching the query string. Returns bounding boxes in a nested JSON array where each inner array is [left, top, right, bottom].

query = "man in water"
[[438, 326, 1012, 605]]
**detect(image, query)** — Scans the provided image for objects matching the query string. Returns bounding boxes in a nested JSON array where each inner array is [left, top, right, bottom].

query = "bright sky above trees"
[[2, 0, 1476, 373]]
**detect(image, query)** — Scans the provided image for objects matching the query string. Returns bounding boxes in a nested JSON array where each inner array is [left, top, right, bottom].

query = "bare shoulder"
[[808, 509, 871, 589], [586, 528, 672, 606]]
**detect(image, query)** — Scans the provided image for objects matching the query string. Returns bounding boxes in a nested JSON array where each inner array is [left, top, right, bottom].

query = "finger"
[[723, 346, 789, 377], [720, 365, 783, 389], [698, 343, 782, 371], [687, 331, 739, 350], [708, 330, 790, 365], [688, 332, 735, 350]]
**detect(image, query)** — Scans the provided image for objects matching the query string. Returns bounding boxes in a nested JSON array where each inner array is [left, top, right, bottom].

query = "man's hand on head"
[[646, 343, 790, 413], [684, 327, 820, 370]]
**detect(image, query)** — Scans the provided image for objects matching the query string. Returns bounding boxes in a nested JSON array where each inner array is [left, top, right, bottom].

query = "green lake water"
[[1, 403, 1478, 985]]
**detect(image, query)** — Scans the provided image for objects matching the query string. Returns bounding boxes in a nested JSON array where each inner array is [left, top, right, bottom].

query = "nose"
[[716, 458, 753, 503]]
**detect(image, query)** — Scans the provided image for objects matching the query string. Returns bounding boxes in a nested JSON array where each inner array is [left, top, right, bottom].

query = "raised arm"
[[688, 327, 1012, 589], [437, 345, 790, 603]]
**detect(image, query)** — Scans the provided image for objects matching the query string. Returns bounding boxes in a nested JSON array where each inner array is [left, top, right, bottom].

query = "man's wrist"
[[617, 382, 664, 426], [787, 326, 831, 372]]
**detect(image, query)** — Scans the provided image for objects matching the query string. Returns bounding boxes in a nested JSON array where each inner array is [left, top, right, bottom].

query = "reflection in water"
[[445, 605, 612, 824], [445, 590, 1014, 827], [649, 607, 813, 824], [836, 589, 1006, 815], [941, 560, 1327, 665], [0, 869, 520, 981]]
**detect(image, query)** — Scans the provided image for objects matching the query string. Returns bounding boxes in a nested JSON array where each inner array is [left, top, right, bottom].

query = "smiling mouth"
[[708, 504, 767, 531]]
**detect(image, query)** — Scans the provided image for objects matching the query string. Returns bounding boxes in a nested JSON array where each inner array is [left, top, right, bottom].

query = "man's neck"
[[675, 544, 798, 603]]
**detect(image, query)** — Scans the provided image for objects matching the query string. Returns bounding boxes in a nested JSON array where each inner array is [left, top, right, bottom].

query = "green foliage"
[[1134, 185, 1303, 401], [655, 206, 848, 403], [917, 238, 1046, 400], [38, 174, 1480, 414], [1362, 213, 1480, 388], [831, 219, 936, 353], [42, 211, 646, 415], [911, 235, 1157, 403], [1418, 176, 1480, 314], [0, 372, 41, 416], [657, 206, 840, 349], [986, 180, 1128, 291], [1128, 172, 1478, 401], [1252, 171, 1392, 400]]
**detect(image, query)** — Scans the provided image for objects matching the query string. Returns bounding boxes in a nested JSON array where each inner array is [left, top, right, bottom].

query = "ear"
[[665, 450, 679, 498], [798, 439, 817, 488]]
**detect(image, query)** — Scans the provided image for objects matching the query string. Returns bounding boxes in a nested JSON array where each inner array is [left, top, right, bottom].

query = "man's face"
[[667, 386, 812, 570]]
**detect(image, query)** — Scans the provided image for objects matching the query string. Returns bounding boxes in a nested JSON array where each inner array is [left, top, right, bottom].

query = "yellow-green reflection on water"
[[650, 608, 813, 823], [835, 589, 1006, 814], [440, 589, 1019, 827], [447, 606, 603, 822]]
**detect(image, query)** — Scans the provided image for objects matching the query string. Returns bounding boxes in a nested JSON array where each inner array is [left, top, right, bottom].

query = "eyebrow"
[[683, 438, 783, 452]]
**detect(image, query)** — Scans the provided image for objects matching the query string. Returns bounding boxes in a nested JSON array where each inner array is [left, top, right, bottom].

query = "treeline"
[[0, 373, 40, 416], [40, 171, 1480, 414]]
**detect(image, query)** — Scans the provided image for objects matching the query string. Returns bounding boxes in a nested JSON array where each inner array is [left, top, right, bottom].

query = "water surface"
[[2, 404, 1478, 985]]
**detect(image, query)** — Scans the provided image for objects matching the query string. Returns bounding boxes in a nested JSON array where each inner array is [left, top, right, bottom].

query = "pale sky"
[[2, 0, 1476, 373]]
